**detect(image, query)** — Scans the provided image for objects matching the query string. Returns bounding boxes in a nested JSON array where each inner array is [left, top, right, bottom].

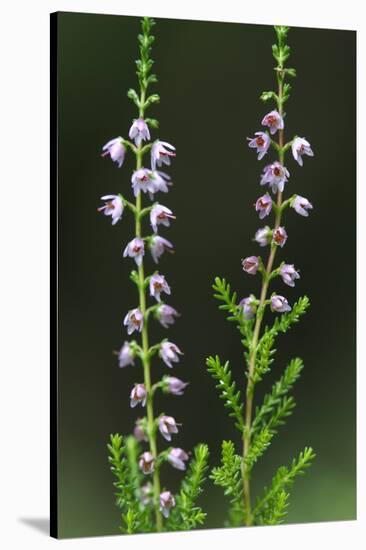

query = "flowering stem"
[[242, 38, 286, 527], [135, 145, 163, 532]]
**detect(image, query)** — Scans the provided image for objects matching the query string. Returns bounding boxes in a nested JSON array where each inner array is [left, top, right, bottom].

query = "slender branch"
[[242, 37, 286, 527], [135, 89, 163, 531]]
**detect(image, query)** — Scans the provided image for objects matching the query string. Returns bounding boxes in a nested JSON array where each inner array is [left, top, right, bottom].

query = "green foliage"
[[254, 447, 316, 525], [211, 440, 243, 526], [167, 444, 209, 531], [212, 277, 253, 350], [252, 358, 304, 436], [253, 296, 310, 386], [107, 434, 148, 534], [244, 427, 273, 476], [206, 355, 244, 431]]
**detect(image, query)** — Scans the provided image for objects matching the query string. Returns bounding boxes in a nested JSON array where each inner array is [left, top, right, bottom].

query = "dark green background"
[[56, 12, 356, 538]]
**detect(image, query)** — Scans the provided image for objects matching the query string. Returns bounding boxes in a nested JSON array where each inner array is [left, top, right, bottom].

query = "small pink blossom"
[[118, 341, 135, 368], [151, 140, 176, 171], [239, 295, 258, 320], [272, 226, 288, 248], [131, 168, 156, 197], [150, 204, 176, 233], [139, 452, 155, 475], [271, 295, 292, 313], [134, 418, 148, 442], [261, 161, 290, 194], [158, 415, 179, 441], [292, 137, 314, 166], [164, 376, 188, 396], [149, 235, 174, 263], [168, 448, 189, 471], [129, 118, 150, 146], [247, 132, 271, 160], [101, 137, 126, 167], [98, 195, 124, 225], [159, 491, 176, 518], [242, 256, 260, 275], [149, 273, 171, 302], [291, 195, 313, 217], [254, 226, 272, 247], [261, 110, 284, 135], [160, 342, 183, 368], [123, 237, 145, 266], [280, 264, 300, 287], [130, 383, 147, 408], [123, 308, 143, 335], [255, 193, 272, 219], [156, 304, 179, 328]]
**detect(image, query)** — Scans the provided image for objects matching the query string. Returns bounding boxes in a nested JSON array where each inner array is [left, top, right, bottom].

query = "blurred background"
[[55, 12, 356, 538]]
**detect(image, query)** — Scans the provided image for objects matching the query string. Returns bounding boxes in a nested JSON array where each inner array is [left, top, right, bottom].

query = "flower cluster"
[[100, 17, 191, 531], [244, 109, 314, 316]]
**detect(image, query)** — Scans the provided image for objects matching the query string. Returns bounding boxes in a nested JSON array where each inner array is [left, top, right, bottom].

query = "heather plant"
[[206, 26, 315, 527], [99, 17, 208, 534]]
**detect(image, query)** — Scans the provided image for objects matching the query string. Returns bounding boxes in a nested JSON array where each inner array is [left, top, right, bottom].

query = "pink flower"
[[129, 118, 150, 146], [272, 226, 288, 248], [164, 376, 189, 395], [151, 140, 176, 171], [131, 168, 156, 197], [158, 415, 179, 441], [150, 204, 176, 233], [134, 418, 148, 442], [130, 383, 147, 408], [149, 235, 174, 263], [261, 161, 289, 194], [271, 295, 292, 313], [254, 226, 272, 247], [123, 237, 145, 266], [149, 273, 171, 302], [168, 448, 189, 471], [291, 195, 313, 217], [242, 256, 260, 275], [98, 195, 124, 225], [118, 341, 135, 368], [292, 137, 314, 166], [139, 452, 154, 475], [159, 491, 176, 518], [255, 193, 272, 219], [160, 342, 183, 368], [280, 264, 300, 287], [247, 132, 271, 160], [123, 308, 143, 335], [101, 137, 126, 167], [239, 295, 258, 320], [141, 483, 153, 506], [156, 305, 179, 328], [261, 110, 284, 135]]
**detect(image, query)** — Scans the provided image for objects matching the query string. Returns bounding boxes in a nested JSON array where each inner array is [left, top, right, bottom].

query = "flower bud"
[[255, 193, 272, 219], [118, 341, 135, 368], [101, 137, 126, 168], [280, 264, 300, 287]]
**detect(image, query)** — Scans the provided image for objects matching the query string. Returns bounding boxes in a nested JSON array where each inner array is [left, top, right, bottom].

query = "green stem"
[[242, 46, 286, 528], [135, 142, 163, 532]]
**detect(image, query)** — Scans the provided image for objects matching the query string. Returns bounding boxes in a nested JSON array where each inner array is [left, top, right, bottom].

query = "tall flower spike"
[[103, 17, 208, 535], [206, 25, 315, 530]]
